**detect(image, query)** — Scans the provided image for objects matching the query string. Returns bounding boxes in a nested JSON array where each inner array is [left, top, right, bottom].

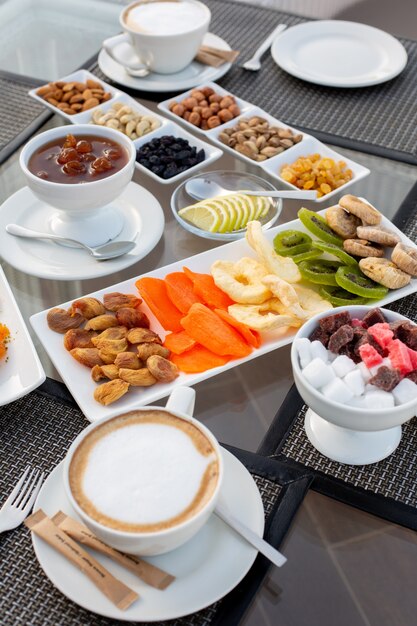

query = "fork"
[[241, 24, 287, 71], [0, 467, 45, 533]]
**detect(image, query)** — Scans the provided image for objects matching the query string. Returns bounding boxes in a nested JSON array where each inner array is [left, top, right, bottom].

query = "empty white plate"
[[271, 20, 408, 88]]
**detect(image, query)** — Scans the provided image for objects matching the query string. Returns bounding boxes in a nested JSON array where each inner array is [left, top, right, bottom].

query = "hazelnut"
[[210, 102, 220, 114], [220, 96, 234, 108], [190, 90, 205, 101], [193, 106, 203, 115], [183, 110, 191, 121], [207, 115, 221, 129], [199, 99, 208, 107], [182, 97, 198, 110], [228, 104, 240, 117], [209, 93, 222, 103], [172, 104, 185, 117], [201, 107, 212, 120], [189, 111, 201, 126], [201, 120, 209, 130], [202, 86, 215, 97], [218, 109, 234, 123]]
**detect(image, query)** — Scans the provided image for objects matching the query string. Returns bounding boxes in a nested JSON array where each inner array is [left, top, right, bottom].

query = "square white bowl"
[[133, 121, 223, 185], [157, 81, 252, 135], [206, 104, 309, 168], [28, 69, 122, 122], [73, 91, 169, 139], [260, 135, 371, 203]]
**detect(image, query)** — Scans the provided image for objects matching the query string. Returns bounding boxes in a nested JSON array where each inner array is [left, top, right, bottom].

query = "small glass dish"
[[171, 170, 282, 241]]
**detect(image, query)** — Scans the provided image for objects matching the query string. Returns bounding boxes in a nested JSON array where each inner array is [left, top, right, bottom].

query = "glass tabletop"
[[1, 1, 417, 624]]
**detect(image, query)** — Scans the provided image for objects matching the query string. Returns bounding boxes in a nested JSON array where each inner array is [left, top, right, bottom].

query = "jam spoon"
[[6, 224, 136, 261]]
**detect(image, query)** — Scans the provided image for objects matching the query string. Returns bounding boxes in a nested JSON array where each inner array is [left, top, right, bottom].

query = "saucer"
[[0, 182, 165, 281], [32, 448, 264, 622], [98, 33, 233, 92]]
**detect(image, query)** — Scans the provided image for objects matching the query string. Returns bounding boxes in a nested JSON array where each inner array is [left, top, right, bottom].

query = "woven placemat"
[[90, 0, 417, 164], [258, 181, 417, 530], [0, 71, 51, 166], [0, 379, 309, 626]]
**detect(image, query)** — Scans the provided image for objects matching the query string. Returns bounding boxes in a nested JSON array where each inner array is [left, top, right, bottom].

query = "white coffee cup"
[[63, 387, 224, 555], [104, 0, 211, 75]]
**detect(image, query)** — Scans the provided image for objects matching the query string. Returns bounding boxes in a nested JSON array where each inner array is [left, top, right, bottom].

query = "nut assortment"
[[91, 102, 161, 139], [281, 154, 353, 198], [168, 87, 241, 130], [36, 79, 112, 115], [46, 292, 179, 405], [217, 116, 303, 162]]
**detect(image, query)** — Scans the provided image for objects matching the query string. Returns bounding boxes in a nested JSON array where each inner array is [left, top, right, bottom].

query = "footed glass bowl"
[[171, 170, 282, 241]]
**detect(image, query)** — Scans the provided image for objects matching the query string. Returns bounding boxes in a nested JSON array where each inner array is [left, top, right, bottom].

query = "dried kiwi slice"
[[335, 266, 389, 299], [312, 241, 358, 266], [273, 230, 312, 256], [319, 285, 370, 306], [299, 259, 343, 286], [298, 208, 343, 247], [292, 249, 322, 264]]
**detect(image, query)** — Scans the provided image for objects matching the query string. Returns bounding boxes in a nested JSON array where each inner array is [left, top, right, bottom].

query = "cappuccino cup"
[[104, 0, 211, 75], [63, 387, 223, 555]]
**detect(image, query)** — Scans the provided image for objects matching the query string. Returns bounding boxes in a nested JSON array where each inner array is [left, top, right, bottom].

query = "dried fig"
[[115, 307, 150, 329], [94, 379, 130, 405], [98, 350, 118, 365], [63, 328, 96, 351], [118, 368, 157, 386], [103, 292, 142, 311], [70, 348, 103, 368], [147, 355, 179, 382], [126, 328, 162, 345], [114, 352, 141, 370], [85, 315, 119, 331], [70, 297, 105, 319], [137, 342, 170, 361], [47, 307, 84, 333], [91, 327, 128, 352]]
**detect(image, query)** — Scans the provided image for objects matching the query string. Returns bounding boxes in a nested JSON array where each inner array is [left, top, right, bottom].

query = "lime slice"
[[232, 195, 251, 230], [258, 196, 272, 218], [212, 198, 238, 233], [245, 195, 260, 222], [178, 204, 222, 233], [206, 199, 232, 233]]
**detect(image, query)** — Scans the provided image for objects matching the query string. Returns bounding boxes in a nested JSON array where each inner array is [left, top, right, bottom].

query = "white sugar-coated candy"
[[295, 338, 312, 369], [327, 351, 337, 362], [344, 369, 365, 396], [302, 358, 335, 389], [357, 362, 372, 383], [347, 396, 368, 409], [392, 378, 417, 405], [321, 378, 354, 404], [332, 355, 356, 378], [310, 340, 329, 363], [365, 383, 379, 393], [364, 390, 395, 409]]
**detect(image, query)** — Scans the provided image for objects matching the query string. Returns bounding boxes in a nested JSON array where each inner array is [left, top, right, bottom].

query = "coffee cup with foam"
[[103, 0, 211, 75], [63, 387, 223, 556]]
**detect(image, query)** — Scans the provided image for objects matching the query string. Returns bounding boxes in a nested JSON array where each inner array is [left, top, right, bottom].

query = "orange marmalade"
[[0, 323, 10, 361]]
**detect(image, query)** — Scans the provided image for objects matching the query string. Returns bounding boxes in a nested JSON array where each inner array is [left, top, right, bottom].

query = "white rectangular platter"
[[0, 265, 45, 405], [30, 210, 417, 423]]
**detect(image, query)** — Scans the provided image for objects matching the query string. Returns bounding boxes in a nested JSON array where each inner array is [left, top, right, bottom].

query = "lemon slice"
[[178, 204, 222, 232], [258, 196, 272, 217], [209, 198, 237, 233], [246, 195, 260, 222], [233, 195, 251, 230]]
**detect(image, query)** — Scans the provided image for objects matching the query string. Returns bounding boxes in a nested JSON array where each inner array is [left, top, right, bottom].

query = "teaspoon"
[[185, 178, 317, 202], [6, 224, 136, 261]]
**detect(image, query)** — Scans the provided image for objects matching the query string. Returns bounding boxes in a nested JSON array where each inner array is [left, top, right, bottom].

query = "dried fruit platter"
[[0, 265, 45, 406], [30, 209, 417, 423]]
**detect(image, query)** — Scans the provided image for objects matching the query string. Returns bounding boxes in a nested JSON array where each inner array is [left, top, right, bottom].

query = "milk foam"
[[125, 1, 206, 35], [81, 422, 215, 525]]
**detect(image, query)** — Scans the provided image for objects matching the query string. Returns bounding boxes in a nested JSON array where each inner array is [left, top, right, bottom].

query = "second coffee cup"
[[105, 0, 211, 75], [63, 387, 223, 556]]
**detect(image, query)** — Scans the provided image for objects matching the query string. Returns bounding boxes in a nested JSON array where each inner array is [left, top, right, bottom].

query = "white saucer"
[[98, 33, 233, 92], [271, 20, 408, 88], [0, 183, 165, 281], [32, 448, 264, 622]]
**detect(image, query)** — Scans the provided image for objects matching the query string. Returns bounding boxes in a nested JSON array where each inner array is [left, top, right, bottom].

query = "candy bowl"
[[291, 306, 417, 465], [19, 124, 136, 248]]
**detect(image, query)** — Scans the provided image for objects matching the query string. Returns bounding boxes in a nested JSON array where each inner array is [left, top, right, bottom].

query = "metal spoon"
[[241, 24, 287, 71], [185, 178, 317, 201], [6, 224, 136, 261]]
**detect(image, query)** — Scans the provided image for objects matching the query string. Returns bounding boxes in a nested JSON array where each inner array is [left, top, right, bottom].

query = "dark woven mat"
[[258, 181, 417, 530], [0, 72, 51, 166], [0, 379, 309, 626], [91, 0, 417, 164]]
